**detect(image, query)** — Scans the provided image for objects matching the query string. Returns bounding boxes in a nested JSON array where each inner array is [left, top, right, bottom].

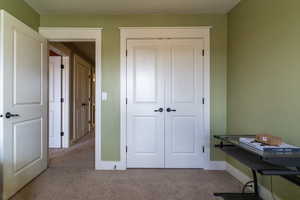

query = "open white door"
[[49, 56, 62, 148], [0, 10, 48, 199]]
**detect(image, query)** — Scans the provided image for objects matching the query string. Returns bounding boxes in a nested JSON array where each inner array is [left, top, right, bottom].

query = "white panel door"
[[0, 10, 48, 199], [126, 40, 167, 168], [74, 55, 91, 141], [165, 39, 205, 168], [49, 56, 62, 148], [126, 39, 205, 168]]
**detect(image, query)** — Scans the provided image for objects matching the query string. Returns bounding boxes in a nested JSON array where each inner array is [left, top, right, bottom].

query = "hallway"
[[11, 135, 243, 200]]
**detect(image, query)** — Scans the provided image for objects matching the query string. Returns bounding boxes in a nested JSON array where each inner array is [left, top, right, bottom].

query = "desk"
[[214, 135, 300, 200]]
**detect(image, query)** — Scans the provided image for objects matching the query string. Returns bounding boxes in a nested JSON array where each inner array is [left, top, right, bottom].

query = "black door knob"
[[154, 108, 164, 112], [5, 112, 20, 119], [166, 108, 176, 112]]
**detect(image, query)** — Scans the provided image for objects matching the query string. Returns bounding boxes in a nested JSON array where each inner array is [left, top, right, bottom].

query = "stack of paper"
[[239, 138, 300, 153]]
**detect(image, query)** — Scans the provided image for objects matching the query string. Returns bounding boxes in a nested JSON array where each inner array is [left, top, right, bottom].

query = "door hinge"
[[202, 98, 205, 104], [61, 132, 64, 136], [61, 98, 64, 103], [126, 98, 128, 104], [61, 64, 64, 69], [202, 49, 205, 56], [126, 145, 128, 153], [126, 50, 128, 57], [202, 146, 205, 153]]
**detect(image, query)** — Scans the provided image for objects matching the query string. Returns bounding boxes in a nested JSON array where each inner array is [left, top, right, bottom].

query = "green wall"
[[40, 14, 228, 161], [0, 0, 40, 30], [228, 0, 300, 199]]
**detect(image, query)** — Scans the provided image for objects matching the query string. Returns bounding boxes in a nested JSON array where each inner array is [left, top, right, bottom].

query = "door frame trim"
[[120, 27, 211, 170], [39, 27, 103, 170]]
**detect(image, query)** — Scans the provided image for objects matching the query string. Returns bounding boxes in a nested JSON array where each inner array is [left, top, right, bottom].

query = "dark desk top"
[[214, 135, 300, 186], [214, 135, 300, 159]]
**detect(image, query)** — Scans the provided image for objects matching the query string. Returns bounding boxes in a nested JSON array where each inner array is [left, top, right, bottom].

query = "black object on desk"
[[214, 135, 300, 200]]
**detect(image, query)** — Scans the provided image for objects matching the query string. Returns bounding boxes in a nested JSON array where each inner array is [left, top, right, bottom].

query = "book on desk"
[[239, 137, 300, 153]]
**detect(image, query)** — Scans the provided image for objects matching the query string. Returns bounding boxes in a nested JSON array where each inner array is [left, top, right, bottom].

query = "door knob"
[[154, 108, 164, 112], [5, 112, 20, 119], [166, 108, 176, 112]]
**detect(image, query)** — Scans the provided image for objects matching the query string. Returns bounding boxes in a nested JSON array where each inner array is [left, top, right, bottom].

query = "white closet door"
[[164, 39, 205, 168], [0, 10, 48, 199], [126, 40, 167, 168], [49, 56, 62, 148]]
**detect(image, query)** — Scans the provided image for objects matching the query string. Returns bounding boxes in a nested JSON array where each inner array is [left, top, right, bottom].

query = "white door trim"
[[39, 27, 103, 170], [48, 44, 71, 148], [120, 27, 211, 170]]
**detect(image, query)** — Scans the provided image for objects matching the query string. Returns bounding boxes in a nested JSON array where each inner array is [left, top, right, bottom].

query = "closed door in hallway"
[[74, 55, 91, 140], [49, 56, 62, 148], [126, 39, 205, 168]]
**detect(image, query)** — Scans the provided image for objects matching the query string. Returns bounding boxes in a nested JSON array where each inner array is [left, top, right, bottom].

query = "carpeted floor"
[[11, 134, 243, 200]]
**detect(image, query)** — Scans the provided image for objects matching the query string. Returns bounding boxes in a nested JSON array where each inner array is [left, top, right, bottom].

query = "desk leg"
[[214, 169, 262, 200], [252, 169, 259, 196]]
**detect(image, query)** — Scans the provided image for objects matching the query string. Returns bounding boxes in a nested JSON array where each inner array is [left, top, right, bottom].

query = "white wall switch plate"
[[102, 92, 108, 101]]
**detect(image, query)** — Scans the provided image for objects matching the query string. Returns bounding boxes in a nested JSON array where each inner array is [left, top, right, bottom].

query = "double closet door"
[[127, 39, 205, 168]]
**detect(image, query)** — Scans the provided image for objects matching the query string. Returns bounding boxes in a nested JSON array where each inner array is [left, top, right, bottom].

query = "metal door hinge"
[[202, 98, 205, 104], [61, 98, 64, 103], [202, 146, 205, 153], [202, 49, 205, 56], [61, 132, 64, 136], [126, 98, 128, 104], [126, 50, 128, 57], [61, 64, 64, 69], [126, 145, 128, 153]]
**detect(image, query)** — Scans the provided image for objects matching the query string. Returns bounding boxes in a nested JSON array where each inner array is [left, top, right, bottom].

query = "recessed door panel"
[[134, 48, 157, 103], [171, 46, 196, 103], [13, 31, 42, 105], [134, 116, 157, 153], [14, 119, 42, 172], [172, 116, 196, 153]]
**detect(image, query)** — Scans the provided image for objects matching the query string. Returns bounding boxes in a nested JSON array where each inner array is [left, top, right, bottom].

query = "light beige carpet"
[[11, 135, 242, 200]]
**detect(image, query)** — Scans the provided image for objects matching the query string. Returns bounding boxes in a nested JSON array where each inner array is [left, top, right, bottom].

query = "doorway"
[[48, 41, 96, 169], [120, 27, 211, 169]]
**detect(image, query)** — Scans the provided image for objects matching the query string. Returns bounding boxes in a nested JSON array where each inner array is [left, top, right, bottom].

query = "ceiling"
[[25, 0, 240, 15]]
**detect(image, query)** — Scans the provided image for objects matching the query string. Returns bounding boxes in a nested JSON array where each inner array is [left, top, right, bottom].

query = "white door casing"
[[126, 38, 205, 168], [74, 55, 91, 141], [49, 56, 62, 148], [126, 40, 167, 168], [0, 10, 48, 199]]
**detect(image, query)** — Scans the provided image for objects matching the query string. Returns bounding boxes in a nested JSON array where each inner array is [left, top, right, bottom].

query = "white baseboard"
[[96, 161, 126, 170], [226, 162, 281, 200], [205, 161, 227, 170]]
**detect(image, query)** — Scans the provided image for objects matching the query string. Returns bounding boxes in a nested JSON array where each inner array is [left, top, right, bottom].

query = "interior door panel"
[[0, 10, 48, 199]]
